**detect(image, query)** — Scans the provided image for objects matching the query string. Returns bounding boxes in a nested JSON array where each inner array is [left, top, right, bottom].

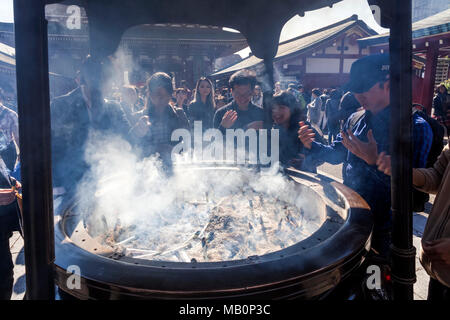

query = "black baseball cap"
[[343, 54, 390, 94]]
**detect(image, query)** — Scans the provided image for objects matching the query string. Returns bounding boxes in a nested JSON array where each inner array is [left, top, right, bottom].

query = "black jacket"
[[0, 159, 19, 235], [213, 101, 264, 133], [187, 100, 215, 130], [275, 121, 320, 173], [432, 92, 448, 118], [51, 87, 131, 189]]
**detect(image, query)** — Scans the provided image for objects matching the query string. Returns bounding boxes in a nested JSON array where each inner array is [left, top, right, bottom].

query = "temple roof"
[[0, 41, 15, 67], [43, 0, 348, 61], [0, 40, 71, 79], [0, 19, 248, 57], [123, 24, 244, 41], [122, 24, 248, 55], [211, 15, 376, 76], [358, 8, 450, 47]]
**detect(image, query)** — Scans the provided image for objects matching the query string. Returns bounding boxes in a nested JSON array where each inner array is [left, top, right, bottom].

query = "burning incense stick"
[[113, 236, 135, 246]]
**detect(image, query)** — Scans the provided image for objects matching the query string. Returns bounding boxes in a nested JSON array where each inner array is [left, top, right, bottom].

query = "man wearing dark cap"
[[298, 54, 433, 258]]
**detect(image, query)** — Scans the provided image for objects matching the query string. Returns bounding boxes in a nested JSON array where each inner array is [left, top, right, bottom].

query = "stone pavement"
[[9, 163, 432, 300], [9, 231, 26, 300]]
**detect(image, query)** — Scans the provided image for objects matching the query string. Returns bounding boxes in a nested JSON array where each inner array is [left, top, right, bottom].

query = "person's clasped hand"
[[376, 151, 391, 176], [134, 115, 151, 137], [341, 129, 378, 165], [297, 121, 315, 149]]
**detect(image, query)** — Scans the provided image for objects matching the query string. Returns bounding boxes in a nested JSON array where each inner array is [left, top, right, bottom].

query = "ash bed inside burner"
[[75, 165, 326, 263], [90, 187, 322, 262]]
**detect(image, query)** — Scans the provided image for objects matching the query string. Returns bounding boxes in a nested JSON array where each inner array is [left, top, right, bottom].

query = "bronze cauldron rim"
[[54, 166, 372, 299]]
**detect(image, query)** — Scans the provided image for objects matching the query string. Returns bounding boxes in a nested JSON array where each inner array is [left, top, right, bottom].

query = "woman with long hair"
[[269, 90, 320, 172], [187, 77, 216, 130]]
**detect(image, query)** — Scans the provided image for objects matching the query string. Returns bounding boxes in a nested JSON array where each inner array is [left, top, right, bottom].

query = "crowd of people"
[[0, 52, 449, 300]]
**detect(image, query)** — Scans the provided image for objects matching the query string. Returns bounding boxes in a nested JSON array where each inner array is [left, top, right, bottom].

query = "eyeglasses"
[[233, 90, 252, 98]]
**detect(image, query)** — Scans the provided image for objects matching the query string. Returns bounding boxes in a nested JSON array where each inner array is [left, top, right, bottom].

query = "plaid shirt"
[[148, 117, 172, 145], [135, 104, 189, 158]]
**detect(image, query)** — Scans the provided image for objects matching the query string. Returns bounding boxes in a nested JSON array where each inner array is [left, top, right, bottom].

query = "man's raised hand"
[[342, 129, 378, 165], [220, 110, 238, 129], [376, 151, 391, 176]]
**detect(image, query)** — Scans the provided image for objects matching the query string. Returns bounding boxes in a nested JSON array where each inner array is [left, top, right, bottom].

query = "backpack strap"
[[347, 109, 366, 131]]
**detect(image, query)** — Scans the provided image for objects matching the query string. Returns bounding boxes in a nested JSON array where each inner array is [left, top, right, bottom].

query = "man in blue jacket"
[[298, 54, 433, 258]]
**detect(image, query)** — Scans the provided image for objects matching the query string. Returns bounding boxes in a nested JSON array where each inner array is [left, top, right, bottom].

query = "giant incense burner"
[[53, 165, 372, 299]]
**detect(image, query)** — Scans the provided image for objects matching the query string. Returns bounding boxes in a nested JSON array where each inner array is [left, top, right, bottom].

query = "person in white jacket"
[[306, 88, 322, 127]]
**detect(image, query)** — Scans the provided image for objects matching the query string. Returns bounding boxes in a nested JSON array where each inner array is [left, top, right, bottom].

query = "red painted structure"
[[359, 9, 450, 114]]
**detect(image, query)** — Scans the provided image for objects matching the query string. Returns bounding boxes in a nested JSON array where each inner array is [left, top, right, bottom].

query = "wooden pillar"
[[14, 0, 55, 299], [421, 42, 439, 115], [389, 0, 415, 301], [339, 36, 345, 74]]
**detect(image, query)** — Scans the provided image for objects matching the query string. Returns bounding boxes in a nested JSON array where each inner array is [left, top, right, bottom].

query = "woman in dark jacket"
[[432, 84, 448, 119], [269, 91, 320, 172], [187, 77, 216, 131]]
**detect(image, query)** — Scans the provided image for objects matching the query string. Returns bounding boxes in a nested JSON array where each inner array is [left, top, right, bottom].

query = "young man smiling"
[[213, 70, 264, 133], [298, 54, 433, 258]]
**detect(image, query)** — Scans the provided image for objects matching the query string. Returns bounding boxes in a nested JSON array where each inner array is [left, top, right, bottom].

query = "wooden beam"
[[339, 36, 345, 74], [389, 0, 415, 301], [421, 41, 439, 114]]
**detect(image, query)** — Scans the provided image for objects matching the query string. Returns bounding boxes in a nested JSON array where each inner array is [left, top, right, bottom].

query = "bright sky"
[[282, 0, 387, 40], [236, 0, 388, 57], [0, 0, 388, 56], [0, 0, 13, 22]]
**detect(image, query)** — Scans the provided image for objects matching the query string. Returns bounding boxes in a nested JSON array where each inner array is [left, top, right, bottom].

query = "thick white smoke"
[[74, 132, 322, 262], [71, 41, 319, 261]]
